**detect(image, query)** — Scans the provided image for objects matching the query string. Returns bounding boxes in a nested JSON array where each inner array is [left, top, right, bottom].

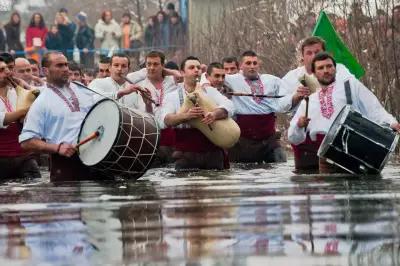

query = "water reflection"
[[0, 209, 94, 264], [0, 162, 399, 265]]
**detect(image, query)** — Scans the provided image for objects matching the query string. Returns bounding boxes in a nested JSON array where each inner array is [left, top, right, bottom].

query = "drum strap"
[[344, 80, 352, 105], [178, 86, 184, 106]]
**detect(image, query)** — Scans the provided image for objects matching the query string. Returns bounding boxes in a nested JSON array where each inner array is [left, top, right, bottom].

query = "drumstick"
[[300, 79, 309, 132], [76, 131, 100, 148], [123, 76, 160, 107], [227, 92, 284, 98]]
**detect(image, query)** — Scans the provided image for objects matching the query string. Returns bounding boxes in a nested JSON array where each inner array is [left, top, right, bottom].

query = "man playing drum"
[[160, 56, 234, 170], [224, 50, 309, 163], [283, 37, 353, 170], [19, 52, 97, 180], [288, 52, 400, 172]]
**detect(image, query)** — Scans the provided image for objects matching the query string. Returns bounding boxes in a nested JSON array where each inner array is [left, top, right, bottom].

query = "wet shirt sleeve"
[[264, 76, 293, 113], [126, 68, 147, 84], [19, 97, 47, 143], [288, 100, 307, 145], [0, 101, 6, 128], [158, 90, 179, 129], [353, 79, 397, 126], [206, 87, 235, 117]]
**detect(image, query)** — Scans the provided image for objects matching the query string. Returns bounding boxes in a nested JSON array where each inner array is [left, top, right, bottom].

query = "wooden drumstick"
[[76, 130, 100, 148], [300, 79, 309, 132]]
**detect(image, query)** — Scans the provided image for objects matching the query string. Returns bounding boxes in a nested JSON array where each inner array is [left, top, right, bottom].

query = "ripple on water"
[[0, 159, 399, 265]]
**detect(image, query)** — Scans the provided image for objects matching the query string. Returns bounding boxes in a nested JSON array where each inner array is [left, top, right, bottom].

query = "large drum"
[[318, 105, 398, 174], [77, 99, 159, 179]]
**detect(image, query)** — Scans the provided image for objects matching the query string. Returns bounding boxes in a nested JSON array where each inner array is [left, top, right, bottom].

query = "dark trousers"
[[50, 154, 100, 181], [228, 133, 286, 163], [173, 150, 225, 171], [151, 146, 175, 168], [0, 155, 41, 179]]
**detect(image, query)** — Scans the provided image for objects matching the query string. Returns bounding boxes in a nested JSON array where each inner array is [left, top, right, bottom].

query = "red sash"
[[291, 134, 325, 161], [175, 128, 220, 152], [159, 128, 176, 147], [0, 122, 24, 157], [236, 113, 276, 140]]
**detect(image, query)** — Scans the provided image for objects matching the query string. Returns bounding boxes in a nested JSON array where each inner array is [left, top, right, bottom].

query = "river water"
[[0, 158, 400, 265]]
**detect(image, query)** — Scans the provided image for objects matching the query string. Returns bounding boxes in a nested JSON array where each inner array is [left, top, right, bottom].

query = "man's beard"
[[51, 76, 69, 87], [318, 75, 335, 86], [244, 70, 258, 80]]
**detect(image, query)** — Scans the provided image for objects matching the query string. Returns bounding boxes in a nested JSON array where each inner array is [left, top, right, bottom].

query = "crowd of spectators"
[[0, 3, 186, 70]]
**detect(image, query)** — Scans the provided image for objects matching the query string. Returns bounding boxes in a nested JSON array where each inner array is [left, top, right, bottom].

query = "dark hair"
[[122, 12, 131, 20], [145, 50, 165, 65], [164, 61, 179, 70], [180, 56, 200, 71], [167, 2, 175, 11], [83, 68, 96, 76], [59, 8, 68, 13], [311, 52, 336, 73], [110, 52, 130, 68], [29, 12, 46, 28], [28, 58, 39, 65], [206, 62, 223, 75], [156, 11, 167, 23], [9, 11, 21, 26], [99, 55, 111, 64], [0, 52, 14, 64], [148, 16, 156, 25], [300, 36, 326, 55], [222, 56, 239, 68], [41, 51, 64, 68], [241, 50, 258, 59], [101, 10, 112, 22], [68, 61, 82, 75]]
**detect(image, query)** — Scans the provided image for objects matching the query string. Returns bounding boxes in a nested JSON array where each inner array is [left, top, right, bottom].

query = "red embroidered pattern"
[[319, 85, 334, 119], [47, 83, 80, 112], [154, 82, 164, 106], [245, 78, 264, 104], [0, 96, 13, 112]]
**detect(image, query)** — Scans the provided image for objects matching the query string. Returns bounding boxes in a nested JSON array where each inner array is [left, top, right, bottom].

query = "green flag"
[[312, 11, 365, 78]]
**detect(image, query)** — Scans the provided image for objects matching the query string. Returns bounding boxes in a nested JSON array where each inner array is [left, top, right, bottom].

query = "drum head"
[[78, 99, 120, 166], [318, 105, 351, 157]]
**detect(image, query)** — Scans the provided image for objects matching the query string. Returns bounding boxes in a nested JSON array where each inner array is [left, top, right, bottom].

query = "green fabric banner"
[[312, 11, 365, 78]]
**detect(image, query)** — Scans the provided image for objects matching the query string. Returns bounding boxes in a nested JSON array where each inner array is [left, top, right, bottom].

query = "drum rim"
[[318, 105, 398, 174], [318, 105, 351, 157], [78, 98, 122, 168]]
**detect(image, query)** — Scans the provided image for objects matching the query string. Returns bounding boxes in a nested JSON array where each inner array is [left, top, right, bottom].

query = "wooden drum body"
[[318, 105, 398, 174], [78, 99, 159, 179]]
